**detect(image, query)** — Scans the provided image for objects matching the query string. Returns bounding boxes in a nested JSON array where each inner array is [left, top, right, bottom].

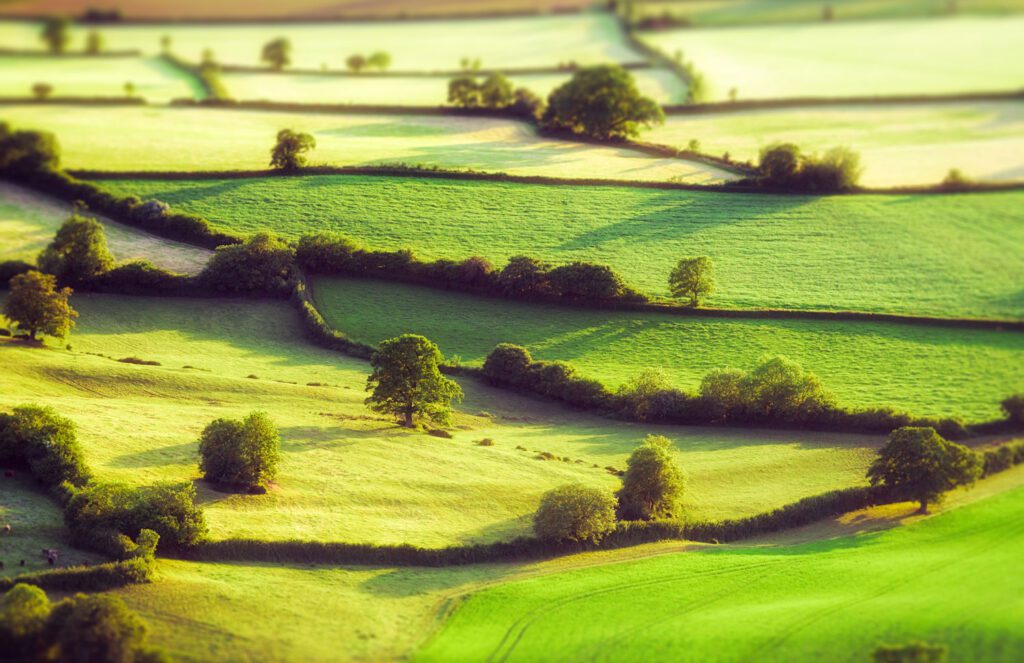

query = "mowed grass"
[[418, 482, 1024, 663], [95, 175, 1024, 321], [647, 101, 1024, 187], [0, 182, 211, 275], [221, 66, 687, 106], [312, 278, 1024, 421], [0, 294, 882, 542], [641, 16, 1024, 101], [0, 56, 202, 103], [0, 14, 644, 71], [0, 105, 734, 184]]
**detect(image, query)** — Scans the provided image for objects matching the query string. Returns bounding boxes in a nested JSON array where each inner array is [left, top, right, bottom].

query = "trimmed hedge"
[[0, 558, 152, 593], [290, 277, 374, 358], [981, 439, 1024, 477]]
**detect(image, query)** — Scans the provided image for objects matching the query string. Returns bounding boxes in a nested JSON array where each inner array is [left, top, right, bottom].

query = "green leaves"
[[365, 334, 463, 427]]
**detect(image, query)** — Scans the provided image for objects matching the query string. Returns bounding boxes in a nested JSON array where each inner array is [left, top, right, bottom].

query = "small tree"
[[38, 214, 115, 283], [346, 54, 367, 73], [668, 256, 714, 307], [3, 271, 77, 341], [534, 483, 616, 544], [124, 81, 135, 97], [740, 355, 835, 422], [31, 82, 53, 100], [85, 30, 104, 55], [873, 641, 948, 663], [867, 427, 982, 514], [41, 17, 70, 54], [616, 435, 685, 520], [199, 411, 280, 490], [261, 38, 291, 71], [365, 334, 463, 428], [540, 65, 664, 140], [447, 76, 481, 108], [269, 128, 316, 171], [479, 73, 514, 108], [367, 51, 391, 71]]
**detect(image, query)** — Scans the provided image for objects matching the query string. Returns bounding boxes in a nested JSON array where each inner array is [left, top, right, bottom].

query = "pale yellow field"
[[0, 55, 202, 102]]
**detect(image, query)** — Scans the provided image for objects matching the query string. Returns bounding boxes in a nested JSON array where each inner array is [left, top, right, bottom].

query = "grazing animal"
[[2, 524, 10, 534], [20, 559, 25, 566], [41, 548, 59, 565]]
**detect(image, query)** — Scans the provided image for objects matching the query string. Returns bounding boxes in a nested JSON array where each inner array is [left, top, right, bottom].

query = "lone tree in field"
[[38, 215, 115, 284], [669, 256, 715, 307], [261, 38, 291, 71], [199, 411, 280, 491], [534, 483, 616, 544], [41, 17, 70, 54], [365, 334, 463, 428], [346, 54, 367, 73], [616, 435, 685, 520], [867, 427, 981, 514], [85, 30, 104, 55], [3, 271, 77, 341], [367, 51, 391, 71], [31, 83, 53, 101], [270, 129, 316, 171], [540, 65, 664, 140]]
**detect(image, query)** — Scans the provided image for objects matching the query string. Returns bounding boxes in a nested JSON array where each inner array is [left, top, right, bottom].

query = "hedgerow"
[[0, 558, 153, 593]]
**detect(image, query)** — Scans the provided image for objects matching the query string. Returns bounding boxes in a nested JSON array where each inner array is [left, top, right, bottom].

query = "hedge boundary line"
[[0, 558, 152, 593], [662, 90, 1024, 114], [0, 97, 146, 106], [215, 61, 653, 78], [0, 48, 142, 57]]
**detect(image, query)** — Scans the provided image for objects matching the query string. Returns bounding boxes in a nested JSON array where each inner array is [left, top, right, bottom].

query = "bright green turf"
[[0, 105, 733, 184], [418, 483, 1024, 663], [94, 175, 1024, 321], [641, 16, 1024, 101], [0, 182, 211, 275], [221, 66, 686, 105], [0, 14, 645, 71], [0, 55, 202, 103], [311, 277, 1024, 422], [0, 294, 882, 543], [646, 101, 1024, 187]]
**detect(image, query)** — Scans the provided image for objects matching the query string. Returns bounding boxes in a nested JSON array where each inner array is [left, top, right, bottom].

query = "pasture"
[[0, 105, 733, 184], [640, 16, 1024, 101], [0, 55, 202, 102], [419, 481, 1024, 662], [96, 175, 1024, 321], [648, 101, 1024, 187], [0, 182, 212, 274], [312, 277, 1024, 421]]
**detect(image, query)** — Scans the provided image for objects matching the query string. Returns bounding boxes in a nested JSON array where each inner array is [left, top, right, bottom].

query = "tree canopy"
[[616, 435, 685, 520], [199, 411, 280, 490], [270, 128, 316, 171], [38, 214, 115, 284], [3, 270, 77, 341], [365, 334, 463, 428], [540, 65, 664, 140], [669, 256, 715, 307], [261, 38, 291, 71], [534, 483, 617, 543], [41, 17, 70, 54], [0, 124, 60, 173]]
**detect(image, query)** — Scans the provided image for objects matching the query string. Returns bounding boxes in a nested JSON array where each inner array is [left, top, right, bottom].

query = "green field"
[[0, 13, 645, 71], [0, 182, 211, 274], [647, 101, 1024, 187], [221, 66, 687, 105], [641, 16, 1024, 101], [95, 175, 1024, 321], [0, 294, 882, 543], [0, 105, 734, 184], [419, 480, 1024, 662], [312, 278, 1024, 421], [0, 55, 201, 102]]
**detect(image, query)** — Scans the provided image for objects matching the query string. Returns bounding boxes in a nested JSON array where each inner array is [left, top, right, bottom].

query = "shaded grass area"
[[312, 277, 1024, 421], [94, 175, 1024, 320]]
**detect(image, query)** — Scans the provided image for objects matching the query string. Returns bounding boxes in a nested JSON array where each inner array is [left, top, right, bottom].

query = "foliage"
[[366, 51, 391, 71], [37, 214, 116, 284], [85, 30, 105, 55], [616, 435, 685, 520], [3, 271, 77, 341], [31, 82, 53, 100], [365, 334, 463, 427], [867, 427, 982, 512], [699, 356, 836, 424], [668, 256, 715, 306], [1002, 394, 1024, 424], [0, 123, 60, 173], [270, 128, 316, 171], [873, 641, 948, 663], [447, 75, 482, 108], [0, 404, 90, 490], [199, 411, 281, 490], [547, 262, 634, 301], [40, 17, 70, 54], [534, 483, 616, 544], [261, 37, 291, 71], [540, 65, 664, 139], [616, 369, 672, 421], [199, 232, 295, 294], [346, 54, 367, 73], [757, 143, 862, 192], [479, 73, 515, 108]]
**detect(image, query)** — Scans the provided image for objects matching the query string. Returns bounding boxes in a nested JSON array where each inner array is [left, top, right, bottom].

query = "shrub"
[[498, 255, 551, 297], [0, 405, 90, 490], [198, 411, 280, 491], [548, 262, 635, 301], [482, 343, 533, 382], [199, 232, 295, 294], [616, 369, 672, 421], [616, 435, 685, 521], [37, 214, 115, 284], [295, 233, 362, 272], [540, 65, 664, 140], [534, 483, 616, 544], [476, 438, 495, 446], [3, 270, 77, 341]]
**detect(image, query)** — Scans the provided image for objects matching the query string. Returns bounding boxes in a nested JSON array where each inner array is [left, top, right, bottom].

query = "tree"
[[510, 86, 544, 118], [31, 82, 53, 100], [199, 411, 280, 490], [269, 128, 316, 171], [540, 65, 664, 140], [759, 143, 802, 186], [548, 262, 629, 301], [38, 214, 115, 283], [698, 367, 745, 420], [479, 73, 514, 108], [346, 54, 367, 73], [0, 125, 60, 173], [616, 435, 685, 520], [447, 76, 481, 107], [3, 271, 77, 341], [85, 30, 104, 55], [367, 51, 391, 71], [616, 368, 672, 421], [365, 334, 463, 428], [534, 483, 616, 544], [199, 232, 295, 293], [498, 255, 551, 297], [740, 356, 835, 422], [668, 256, 714, 307], [41, 17, 70, 54], [0, 584, 51, 659], [1002, 394, 1024, 425], [867, 427, 982, 514], [261, 38, 291, 71]]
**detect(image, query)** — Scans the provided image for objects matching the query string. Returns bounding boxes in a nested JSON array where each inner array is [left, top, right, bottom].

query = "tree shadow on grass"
[[106, 441, 199, 469]]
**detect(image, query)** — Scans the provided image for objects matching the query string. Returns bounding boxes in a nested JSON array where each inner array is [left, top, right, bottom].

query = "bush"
[[548, 262, 636, 301], [0, 123, 60, 173], [482, 343, 534, 381], [1002, 394, 1024, 425], [91, 260, 191, 295], [198, 411, 281, 491], [0, 405, 90, 490], [498, 255, 551, 297], [295, 233, 362, 272], [0, 260, 33, 286], [616, 435, 685, 521], [199, 232, 295, 294], [37, 214, 116, 284], [534, 483, 616, 544]]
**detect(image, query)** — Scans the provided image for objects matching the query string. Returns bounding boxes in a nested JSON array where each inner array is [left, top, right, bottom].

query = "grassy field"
[[0, 55, 201, 102], [0, 14, 644, 71], [220, 66, 687, 106], [312, 278, 1024, 421], [648, 101, 1024, 187], [419, 481, 1024, 662], [95, 175, 1024, 321], [0, 105, 734, 184], [641, 16, 1024, 101], [0, 294, 883, 544]]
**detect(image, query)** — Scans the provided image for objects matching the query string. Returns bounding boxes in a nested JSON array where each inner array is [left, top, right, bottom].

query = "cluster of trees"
[[0, 584, 169, 663], [447, 73, 543, 118], [344, 51, 391, 73], [757, 143, 862, 192], [199, 411, 280, 491]]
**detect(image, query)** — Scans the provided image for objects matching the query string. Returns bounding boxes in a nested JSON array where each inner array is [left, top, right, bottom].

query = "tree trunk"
[[917, 498, 929, 515], [28, 328, 37, 341], [403, 409, 414, 428]]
